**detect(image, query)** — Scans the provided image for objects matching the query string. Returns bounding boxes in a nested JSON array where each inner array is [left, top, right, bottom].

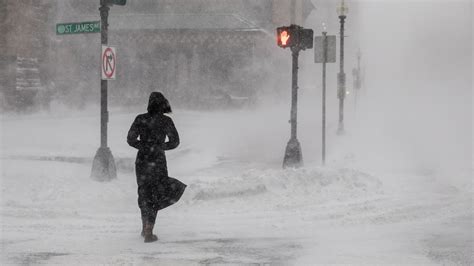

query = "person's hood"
[[147, 92, 171, 114]]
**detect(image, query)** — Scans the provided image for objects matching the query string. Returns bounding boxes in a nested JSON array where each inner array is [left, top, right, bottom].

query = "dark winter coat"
[[127, 112, 179, 182], [127, 92, 186, 212]]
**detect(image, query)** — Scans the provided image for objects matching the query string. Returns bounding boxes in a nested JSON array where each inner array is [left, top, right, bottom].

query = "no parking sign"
[[101, 46, 116, 80]]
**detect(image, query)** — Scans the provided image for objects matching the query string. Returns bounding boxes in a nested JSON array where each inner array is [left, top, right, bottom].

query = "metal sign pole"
[[315, 33, 336, 165], [91, 0, 116, 181], [100, 3, 109, 148]]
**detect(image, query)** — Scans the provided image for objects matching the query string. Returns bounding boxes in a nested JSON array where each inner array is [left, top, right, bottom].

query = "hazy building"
[[0, 0, 56, 111], [2, 0, 315, 110]]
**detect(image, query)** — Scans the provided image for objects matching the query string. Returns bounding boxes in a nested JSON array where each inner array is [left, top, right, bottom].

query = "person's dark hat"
[[147, 92, 172, 114]]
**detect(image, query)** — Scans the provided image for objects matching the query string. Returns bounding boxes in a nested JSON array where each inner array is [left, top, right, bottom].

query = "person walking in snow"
[[127, 92, 186, 243]]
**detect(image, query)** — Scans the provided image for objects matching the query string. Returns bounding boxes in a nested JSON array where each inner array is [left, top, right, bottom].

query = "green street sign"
[[110, 0, 126, 5], [103, 0, 126, 6], [56, 21, 101, 35]]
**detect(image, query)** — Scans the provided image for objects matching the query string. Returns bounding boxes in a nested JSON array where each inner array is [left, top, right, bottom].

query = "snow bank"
[[2, 159, 382, 214], [186, 167, 383, 206]]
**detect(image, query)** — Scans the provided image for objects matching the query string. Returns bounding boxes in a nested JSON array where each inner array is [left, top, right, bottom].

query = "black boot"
[[143, 222, 158, 243]]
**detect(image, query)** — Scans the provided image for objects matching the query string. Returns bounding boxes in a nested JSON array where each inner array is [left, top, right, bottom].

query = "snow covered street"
[[1, 0, 472, 264], [1, 109, 471, 265]]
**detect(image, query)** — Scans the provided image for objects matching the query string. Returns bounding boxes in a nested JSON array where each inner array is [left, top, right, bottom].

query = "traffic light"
[[276, 25, 313, 50], [277, 26, 293, 48]]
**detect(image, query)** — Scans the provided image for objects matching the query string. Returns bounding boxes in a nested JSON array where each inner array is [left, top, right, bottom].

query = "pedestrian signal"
[[277, 27, 292, 48], [277, 25, 314, 50], [281, 31, 290, 45]]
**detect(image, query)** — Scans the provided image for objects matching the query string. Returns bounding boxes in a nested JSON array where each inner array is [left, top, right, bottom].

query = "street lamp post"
[[336, 0, 348, 135]]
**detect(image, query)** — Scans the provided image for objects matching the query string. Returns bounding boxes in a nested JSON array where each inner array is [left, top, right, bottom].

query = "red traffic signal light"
[[277, 27, 292, 48], [277, 25, 314, 50], [281, 30, 290, 46]]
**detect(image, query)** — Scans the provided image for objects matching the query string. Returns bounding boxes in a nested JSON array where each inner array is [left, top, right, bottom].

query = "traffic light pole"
[[283, 46, 303, 168], [277, 24, 312, 168], [91, 0, 116, 181], [290, 48, 299, 140]]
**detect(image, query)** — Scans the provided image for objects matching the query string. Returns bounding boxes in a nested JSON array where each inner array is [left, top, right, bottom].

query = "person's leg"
[[137, 166, 149, 237], [140, 185, 158, 243], [138, 184, 157, 240], [140, 208, 148, 237], [138, 185, 148, 237], [150, 209, 158, 237]]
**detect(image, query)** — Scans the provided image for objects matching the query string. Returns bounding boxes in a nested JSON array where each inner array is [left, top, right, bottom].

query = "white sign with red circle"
[[101, 46, 116, 80]]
